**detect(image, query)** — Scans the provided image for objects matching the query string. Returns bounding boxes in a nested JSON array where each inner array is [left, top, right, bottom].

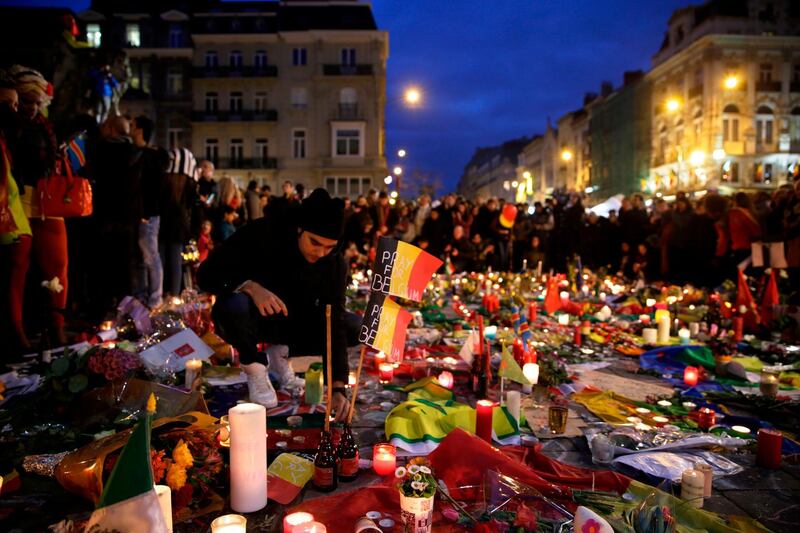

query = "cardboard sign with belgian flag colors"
[[359, 292, 413, 360], [371, 237, 443, 302]]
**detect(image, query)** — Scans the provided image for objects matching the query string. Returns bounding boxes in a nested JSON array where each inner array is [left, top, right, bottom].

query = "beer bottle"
[[313, 430, 337, 492], [337, 424, 359, 481]]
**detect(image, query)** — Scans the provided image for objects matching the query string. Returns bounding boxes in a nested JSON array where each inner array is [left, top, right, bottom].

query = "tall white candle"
[[506, 391, 521, 427], [680, 468, 704, 508], [523, 362, 539, 385], [642, 328, 658, 345], [229, 403, 267, 513], [657, 317, 670, 344], [679, 328, 690, 345], [185, 358, 202, 389], [155, 485, 172, 532], [689, 322, 700, 337]]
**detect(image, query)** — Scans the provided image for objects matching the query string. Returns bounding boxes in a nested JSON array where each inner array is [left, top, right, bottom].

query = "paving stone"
[[701, 494, 748, 517], [722, 490, 800, 533], [713, 465, 800, 491]]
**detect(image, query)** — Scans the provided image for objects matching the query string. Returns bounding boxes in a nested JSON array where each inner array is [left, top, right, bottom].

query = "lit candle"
[[639, 314, 651, 324], [185, 358, 202, 390], [483, 325, 497, 340], [522, 362, 539, 386], [657, 400, 672, 408], [229, 403, 267, 513], [657, 317, 670, 344], [689, 322, 700, 337], [599, 292, 606, 302], [506, 391, 521, 427], [682, 401, 697, 410], [760, 369, 779, 398], [680, 468, 704, 508], [294, 523, 327, 533], [684, 366, 699, 387], [528, 302, 537, 322], [642, 328, 658, 345], [581, 285, 590, 297], [437, 370, 454, 390], [678, 328, 690, 345], [696, 407, 716, 431], [475, 399, 494, 443], [348, 372, 357, 387], [558, 314, 570, 326], [560, 291, 569, 305], [731, 425, 751, 437], [155, 485, 172, 532], [211, 514, 247, 533], [512, 338, 525, 362], [372, 443, 396, 475], [283, 512, 315, 532], [378, 363, 394, 383], [652, 416, 669, 427], [374, 351, 386, 370], [756, 428, 782, 469], [646, 298, 656, 308], [732, 317, 744, 342], [635, 407, 651, 415]]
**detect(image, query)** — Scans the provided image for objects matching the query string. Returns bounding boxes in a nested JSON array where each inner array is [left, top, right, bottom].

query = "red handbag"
[[37, 159, 93, 218]]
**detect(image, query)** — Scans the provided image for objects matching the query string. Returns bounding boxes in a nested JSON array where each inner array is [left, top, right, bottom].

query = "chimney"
[[583, 92, 598, 106], [623, 70, 644, 86], [600, 81, 613, 97]]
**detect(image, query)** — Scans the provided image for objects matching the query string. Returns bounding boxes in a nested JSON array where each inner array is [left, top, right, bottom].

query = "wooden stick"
[[347, 345, 366, 424], [325, 305, 333, 432]]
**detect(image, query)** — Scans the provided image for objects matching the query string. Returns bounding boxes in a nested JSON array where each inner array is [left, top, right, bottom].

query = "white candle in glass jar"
[[185, 358, 202, 389]]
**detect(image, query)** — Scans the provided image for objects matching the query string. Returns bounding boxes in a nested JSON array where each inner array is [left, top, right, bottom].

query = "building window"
[[205, 139, 219, 166], [230, 50, 243, 68], [126, 24, 140, 47], [205, 50, 218, 68], [169, 25, 184, 48], [205, 91, 218, 114], [86, 23, 101, 48], [335, 128, 362, 156], [794, 64, 800, 83], [764, 163, 773, 182], [292, 129, 307, 159], [759, 63, 773, 83], [324, 176, 370, 198], [167, 128, 183, 150], [254, 91, 268, 112], [254, 50, 268, 68], [721, 160, 739, 182], [255, 138, 269, 165], [756, 105, 774, 145], [291, 87, 308, 109], [292, 48, 307, 66], [341, 48, 356, 66], [230, 139, 243, 167], [166, 68, 183, 95], [229, 91, 243, 114], [722, 104, 739, 143], [339, 87, 357, 118]]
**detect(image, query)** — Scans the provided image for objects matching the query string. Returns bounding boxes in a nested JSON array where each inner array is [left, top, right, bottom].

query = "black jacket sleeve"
[[197, 218, 267, 294]]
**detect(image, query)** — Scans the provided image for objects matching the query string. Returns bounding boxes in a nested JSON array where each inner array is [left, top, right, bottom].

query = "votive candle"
[[684, 366, 699, 387], [378, 363, 394, 383], [642, 328, 658, 345], [757, 428, 782, 469], [283, 512, 315, 532], [211, 514, 247, 533], [372, 443, 396, 476], [374, 351, 386, 370], [639, 314, 651, 324], [185, 358, 202, 389], [678, 328, 690, 345], [475, 399, 494, 443], [558, 314, 570, 326], [229, 403, 267, 513], [437, 370, 454, 390]]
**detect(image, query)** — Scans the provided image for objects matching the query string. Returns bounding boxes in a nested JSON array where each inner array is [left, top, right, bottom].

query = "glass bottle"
[[313, 430, 337, 492], [337, 424, 359, 481]]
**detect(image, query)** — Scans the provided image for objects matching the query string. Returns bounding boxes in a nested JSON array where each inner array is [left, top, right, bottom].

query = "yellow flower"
[[146, 393, 157, 414], [166, 464, 187, 491], [173, 439, 194, 468]]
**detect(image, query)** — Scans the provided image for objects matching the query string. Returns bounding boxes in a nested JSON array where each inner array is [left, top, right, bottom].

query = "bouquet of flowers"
[[396, 458, 436, 498]]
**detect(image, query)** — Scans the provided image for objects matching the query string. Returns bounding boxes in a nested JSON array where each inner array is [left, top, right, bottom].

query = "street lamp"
[[665, 98, 681, 113], [384, 175, 393, 185], [689, 150, 706, 167], [397, 149, 407, 158], [393, 166, 403, 176], [403, 87, 422, 107], [723, 74, 740, 90], [712, 148, 726, 161], [561, 149, 573, 162]]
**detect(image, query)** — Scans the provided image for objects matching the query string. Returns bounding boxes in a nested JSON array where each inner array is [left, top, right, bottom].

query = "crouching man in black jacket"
[[197, 188, 350, 421]]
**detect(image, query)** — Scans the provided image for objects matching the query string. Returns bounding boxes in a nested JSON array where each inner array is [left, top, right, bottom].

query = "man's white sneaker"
[[267, 345, 305, 390], [245, 364, 278, 408]]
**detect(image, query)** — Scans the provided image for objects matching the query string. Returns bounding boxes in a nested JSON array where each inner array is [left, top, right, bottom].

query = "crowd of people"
[[1, 65, 800, 357]]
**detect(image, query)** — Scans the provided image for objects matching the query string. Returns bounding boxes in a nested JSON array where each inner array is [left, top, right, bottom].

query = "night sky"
[[3, 0, 690, 192]]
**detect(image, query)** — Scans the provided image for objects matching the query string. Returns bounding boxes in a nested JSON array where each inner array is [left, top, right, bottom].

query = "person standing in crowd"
[[244, 179, 262, 222], [197, 220, 213, 264], [10, 66, 69, 344], [268, 180, 298, 218], [727, 192, 762, 271], [511, 203, 532, 271], [558, 192, 584, 269], [783, 180, 800, 291], [220, 205, 238, 241], [130, 115, 168, 308], [445, 224, 476, 272], [197, 160, 218, 206], [689, 195, 719, 287], [0, 74, 34, 355], [369, 191, 396, 240], [666, 196, 693, 283], [413, 193, 431, 236], [160, 148, 197, 297]]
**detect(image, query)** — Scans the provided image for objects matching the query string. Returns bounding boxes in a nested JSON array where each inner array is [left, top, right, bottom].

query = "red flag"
[[543, 278, 560, 315], [736, 269, 760, 329], [761, 270, 779, 324]]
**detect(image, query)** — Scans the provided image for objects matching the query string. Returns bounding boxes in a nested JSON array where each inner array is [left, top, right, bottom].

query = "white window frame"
[[126, 23, 140, 47], [87, 23, 102, 48], [254, 50, 268, 68], [324, 176, 371, 198], [254, 91, 268, 112], [291, 87, 308, 109], [341, 48, 356, 66], [166, 68, 182, 95], [205, 139, 219, 165], [254, 138, 269, 163], [331, 122, 364, 157], [205, 50, 218, 68], [230, 50, 243, 68], [205, 91, 218, 113], [292, 129, 307, 159], [292, 47, 307, 66], [229, 91, 243, 114], [229, 139, 244, 166]]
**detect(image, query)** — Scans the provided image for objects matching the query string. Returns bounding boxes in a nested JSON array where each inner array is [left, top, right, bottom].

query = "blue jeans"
[[160, 241, 184, 297], [138, 216, 163, 307]]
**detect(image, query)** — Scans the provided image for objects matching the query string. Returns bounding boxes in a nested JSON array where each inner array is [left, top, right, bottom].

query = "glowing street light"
[[689, 150, 706, 166], [523, 171, 531, 179], [511, 181, 519, 188], [403, 87, 422, 106], [561, 149, 573, 162], [393, 166, 403, 176], [397, 149, 407, 158], [384, 175, 393, 185], [712, 148, 726, 161], [665, 98, 681, 113], [723, 74, 740, 90], [390, 191, 398, 199]]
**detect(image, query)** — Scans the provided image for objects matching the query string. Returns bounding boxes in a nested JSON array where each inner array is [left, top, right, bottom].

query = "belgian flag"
[[359, 292, 412, 361], [372, 237, 443, 302]]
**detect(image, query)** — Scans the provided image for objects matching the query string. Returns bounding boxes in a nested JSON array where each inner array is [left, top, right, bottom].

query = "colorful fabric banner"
[[65, 133, 87, 173], [358, 292, 412, 361], [267, 453, 314, 505], [498, 344, 531, 385], [458, 329, 478, 365], [403, 377, 454, 402], [371, 237, 443, 302]]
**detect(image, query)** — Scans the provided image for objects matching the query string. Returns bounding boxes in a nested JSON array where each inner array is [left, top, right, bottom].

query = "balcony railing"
[[756, 80, 782, 92], [192, 65, 278, 78], [323, 64, 374, 76], [337, 103, 360, 120], [688, 85, 703, 99], [191, 109, 278, 122], [215, 157, 278, 169]]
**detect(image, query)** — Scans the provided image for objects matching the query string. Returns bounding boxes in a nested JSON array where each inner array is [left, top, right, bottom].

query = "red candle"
[[378, 363, 394, 383], [512, 338, 524, 363], [684, 366, 699, 387], [757, 428, 782, 469], [372, 443, 397, 475], [528, 302, 537, 322], [524, 350, 537, 364], [696, 407, 716, 431], [437, 371, 454, 389], [573, 326, 582, 346], [374, 351, 386, 371], [475, 399, 494, 443], [732, 317, 744, 342]]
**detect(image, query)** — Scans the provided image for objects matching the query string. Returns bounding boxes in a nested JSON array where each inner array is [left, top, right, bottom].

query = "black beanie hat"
[[299, 188, 345, 240]]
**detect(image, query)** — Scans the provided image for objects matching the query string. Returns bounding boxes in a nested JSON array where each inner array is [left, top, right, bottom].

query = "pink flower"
[[582, 518, 602, 533]]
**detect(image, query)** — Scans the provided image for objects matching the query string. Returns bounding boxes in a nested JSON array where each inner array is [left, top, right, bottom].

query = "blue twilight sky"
[[2, 0, 689, 191]]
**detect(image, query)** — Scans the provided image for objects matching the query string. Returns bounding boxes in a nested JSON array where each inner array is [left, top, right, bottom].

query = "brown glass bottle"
[[313, 430, 338, 492], [337, 424, 359, 481]]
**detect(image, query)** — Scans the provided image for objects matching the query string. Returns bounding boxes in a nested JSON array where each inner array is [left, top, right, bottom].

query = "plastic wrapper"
[[585, 426, 748, 459], [116, 296, 153, 336], [612, 450, 744, 483]]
